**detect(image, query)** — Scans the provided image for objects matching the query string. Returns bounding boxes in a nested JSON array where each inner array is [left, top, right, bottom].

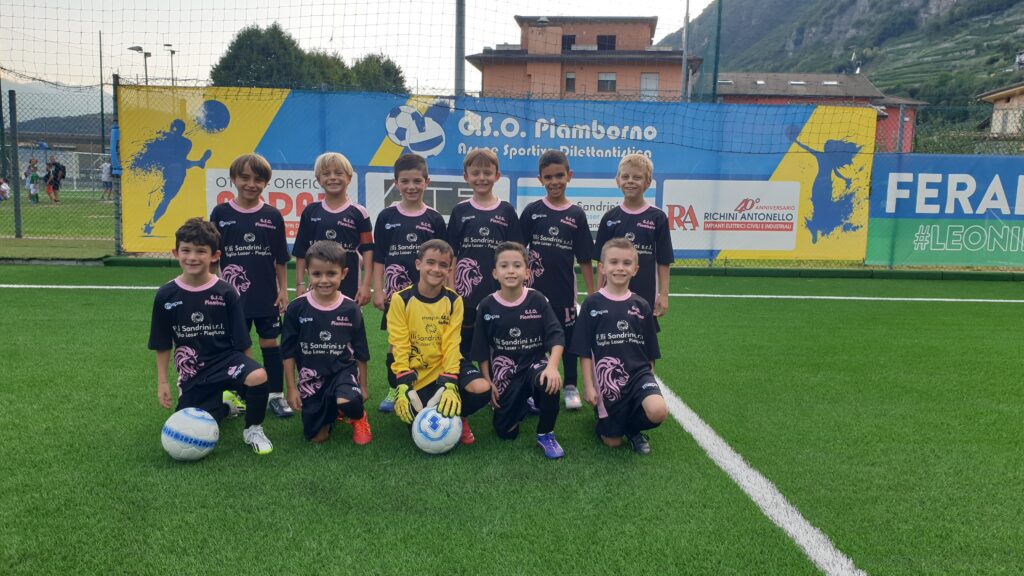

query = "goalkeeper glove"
[[436, 378, 462, 418]]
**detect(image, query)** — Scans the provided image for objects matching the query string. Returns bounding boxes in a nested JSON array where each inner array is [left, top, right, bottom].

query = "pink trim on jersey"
[[396, 203, 428, 217], [304, 291, 347, 311], [541, 197, 573, 211], [228, 199, 264, 213], [322, 199, 351, 214], [494, 287, 530, 308], [598, 287, 633, 301], [174, 275, 219, 292], [619, 203, 650, 215], [468, 197, 501, 211]]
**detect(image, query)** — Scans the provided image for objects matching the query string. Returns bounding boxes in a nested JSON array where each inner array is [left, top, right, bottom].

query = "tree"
[[211, 24, 408, 93]]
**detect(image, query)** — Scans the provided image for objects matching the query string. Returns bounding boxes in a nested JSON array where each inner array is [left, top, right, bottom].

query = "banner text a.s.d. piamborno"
[[119, 87, 875, 256], [866, 154, 1024, 267]]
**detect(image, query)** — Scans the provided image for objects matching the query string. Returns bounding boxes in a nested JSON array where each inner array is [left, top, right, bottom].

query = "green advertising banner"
[[867, 154, 1024, 267]]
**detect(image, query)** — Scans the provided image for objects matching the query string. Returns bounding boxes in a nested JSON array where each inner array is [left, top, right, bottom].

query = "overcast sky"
[[1, 0, 716, 92]]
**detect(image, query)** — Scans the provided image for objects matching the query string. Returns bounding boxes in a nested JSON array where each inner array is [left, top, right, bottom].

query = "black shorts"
[[595, 371, 663, 439], [246, 315, 281, 340], [493, 360, 550, 434], [299, 367, 362, 440], [176, 352, 262, 415], [411, 359, 484, 407]]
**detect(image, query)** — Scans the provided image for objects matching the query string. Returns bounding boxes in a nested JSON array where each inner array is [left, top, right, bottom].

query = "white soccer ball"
[[161, 407, 219, 461], [411, 407, 462, 455], [385, 105, 445, 158]]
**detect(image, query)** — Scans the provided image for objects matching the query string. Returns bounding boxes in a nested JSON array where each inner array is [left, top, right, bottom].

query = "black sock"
[[261, 346, 283, 394], [563, 351, 578, 388], [535, 386, 560, 435], [630, 409, 660, 435], [386, 353, 397, 389], [461, 389, 491, 417], [208, 402, 229, 423], [244, 383, 269, 427], [338, 398, 365, 420]]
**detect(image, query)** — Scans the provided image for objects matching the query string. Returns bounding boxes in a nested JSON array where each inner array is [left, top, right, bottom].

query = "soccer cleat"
[[268, 394, 294, 418], [526, 396, 540, 415], [223, 399, 241, 419], [563, 385, 582, 410], [243, 425, 274, 455], [347, 414, 373, 445], [379, 387, 398, 413], [459, 418, 475, 445], [627, 432, 652, 455], [222, 390, 247, 414], [536, 432, 565, 459]]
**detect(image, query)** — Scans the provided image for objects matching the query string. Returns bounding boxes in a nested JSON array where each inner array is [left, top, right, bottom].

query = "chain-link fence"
[[0, 86, 114, 244]]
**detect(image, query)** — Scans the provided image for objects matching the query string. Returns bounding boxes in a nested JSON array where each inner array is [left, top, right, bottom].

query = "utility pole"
[[710, 0, 723, 102], [682, 0, 690, 102], [100, 31, 106, 155], [455, 0, 465, 96]]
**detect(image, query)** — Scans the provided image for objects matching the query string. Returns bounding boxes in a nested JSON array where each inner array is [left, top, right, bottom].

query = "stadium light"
[[128, 45, 150, 85], [164, 44, 177, 87]]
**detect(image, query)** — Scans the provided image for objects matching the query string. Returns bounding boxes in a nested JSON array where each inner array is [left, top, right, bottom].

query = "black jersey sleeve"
[[280, 300, 300, 360], [352, 308, 371, 362], [655, 211, 674, 265], [505, 203, 524, 244], [539, 295, 565, 350], [519, 202, 535, 246], [642, 302, 661, 361], [446, 205, 464, 254], [357, 211, 374, 254], [432, 210, 448, 240], [594, 212, 612, 262], [148, 286, 174, 351], [574, 210, 595, 263], [372, 212, 389, 264], [292, 205, 314, 258], [569, 299, 593, 358], [271, 209, 290, 264], [470, 303, 490, 363], [224, 287, 253, 351]]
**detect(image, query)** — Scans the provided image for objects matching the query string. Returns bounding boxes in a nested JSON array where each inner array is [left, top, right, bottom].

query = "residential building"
[[977, 80, 1024, 135]]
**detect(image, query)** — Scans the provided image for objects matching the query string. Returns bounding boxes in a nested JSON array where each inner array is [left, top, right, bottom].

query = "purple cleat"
[[536, 432, 565, 459]]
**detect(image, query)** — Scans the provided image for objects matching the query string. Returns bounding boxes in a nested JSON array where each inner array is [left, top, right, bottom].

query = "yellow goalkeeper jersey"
[[387, 285, 463, 390]]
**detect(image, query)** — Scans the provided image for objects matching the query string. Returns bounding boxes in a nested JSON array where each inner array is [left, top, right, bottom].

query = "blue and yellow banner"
[[119, 86, 876, 257]]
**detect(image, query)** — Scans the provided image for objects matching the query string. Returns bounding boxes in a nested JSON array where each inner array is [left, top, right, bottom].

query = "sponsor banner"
[[866, 154, 1024, 266], [119, 87, 875, 256], [516, 178, 656, 232], [663, 180, 800, 250]]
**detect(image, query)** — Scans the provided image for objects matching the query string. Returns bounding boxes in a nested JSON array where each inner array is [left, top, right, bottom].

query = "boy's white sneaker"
[[243, 425, 273, 455], [563, 385, 583, 410]]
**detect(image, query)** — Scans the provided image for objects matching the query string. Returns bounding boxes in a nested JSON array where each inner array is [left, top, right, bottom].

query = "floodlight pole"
[[710, 0, 723, 102], [682, 0, 690, 102], [100, 30, 106, 155], [9, 90, 22, 238], [455, 0, 465, 96]]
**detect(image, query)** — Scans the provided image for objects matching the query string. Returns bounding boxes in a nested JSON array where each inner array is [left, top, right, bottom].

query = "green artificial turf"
[[0, 266, 818, 576], [0, 189, 115, 240]]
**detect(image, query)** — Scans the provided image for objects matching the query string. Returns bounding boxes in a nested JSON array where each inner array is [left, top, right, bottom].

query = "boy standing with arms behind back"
[[520, 150, 595, 410]]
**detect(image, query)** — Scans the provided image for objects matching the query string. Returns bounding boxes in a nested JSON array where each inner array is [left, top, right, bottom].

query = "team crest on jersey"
[[243, 232, 256, 243], [625, 232, 636, 242], [426, 324, 437, 334], [325, 229, 337, 240], [595, 357, 628, 402], [319, 330, 332, 342], [221, 264, 251, 294], [548, 226, 559, 236], [509, 327, 521, 338], [191, 312, 204, 323], [617, 320, 630, 331], [406, 233, 417, 242], [479, 227, 490, 237], [454, 258, 483, 297]]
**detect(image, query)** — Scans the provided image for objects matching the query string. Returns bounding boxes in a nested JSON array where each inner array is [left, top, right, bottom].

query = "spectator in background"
[[24, 158, 40, 204], [0, 178, 10, 201], [100, 160, 113, 201], [46, 155, 66, 204]]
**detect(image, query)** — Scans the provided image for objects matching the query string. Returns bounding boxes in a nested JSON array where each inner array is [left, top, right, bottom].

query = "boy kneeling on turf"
[[149, 217, 274, 455], [571, 238, 668, 455], [471, 242, 566, 458], [387, 239, 491, 444], [282, 240, 372, 444]]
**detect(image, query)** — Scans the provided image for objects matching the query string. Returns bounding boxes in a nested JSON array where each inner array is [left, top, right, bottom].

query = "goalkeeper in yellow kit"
[[386, 239, 491, 444]]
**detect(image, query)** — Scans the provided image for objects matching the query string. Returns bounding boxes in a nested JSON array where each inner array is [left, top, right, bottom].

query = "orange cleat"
[[459, 417, 475, 445], [347, 414, 373, 445]]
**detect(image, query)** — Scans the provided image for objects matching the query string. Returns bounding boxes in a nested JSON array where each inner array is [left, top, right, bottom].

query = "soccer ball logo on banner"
[[385, 105, 445, 158]]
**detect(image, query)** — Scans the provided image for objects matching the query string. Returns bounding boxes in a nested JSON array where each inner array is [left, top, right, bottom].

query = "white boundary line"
[[657, 375, 867, 576], [2, 284, 1023, 304]]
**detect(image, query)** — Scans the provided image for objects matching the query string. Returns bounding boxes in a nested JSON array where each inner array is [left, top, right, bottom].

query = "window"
[[565, 72, 576, 93], [598, 72, 616, 93], [596, 35, 616, 51], [561, 35, 576, 51]]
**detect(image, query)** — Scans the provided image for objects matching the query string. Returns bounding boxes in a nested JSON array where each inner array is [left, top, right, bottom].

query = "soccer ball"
[[411, 407, 462, 455], [384, 105, 445, 158], [161, 408, 219, 461]]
